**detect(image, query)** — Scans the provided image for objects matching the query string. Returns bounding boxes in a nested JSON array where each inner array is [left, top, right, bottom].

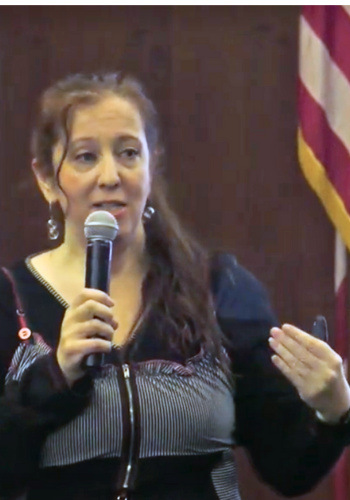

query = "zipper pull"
[[123, 364, 130, 378]]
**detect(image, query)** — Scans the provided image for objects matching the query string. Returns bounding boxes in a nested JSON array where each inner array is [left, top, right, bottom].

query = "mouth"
[[92, 202, 126, 210]]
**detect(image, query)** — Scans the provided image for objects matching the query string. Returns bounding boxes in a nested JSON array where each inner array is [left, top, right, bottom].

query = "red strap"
[[1, 267, 31, 334]]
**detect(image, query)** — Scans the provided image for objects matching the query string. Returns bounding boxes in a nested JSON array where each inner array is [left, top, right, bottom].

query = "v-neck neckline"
[[25, 254, 69, 309], [24, 253, 147, 351]]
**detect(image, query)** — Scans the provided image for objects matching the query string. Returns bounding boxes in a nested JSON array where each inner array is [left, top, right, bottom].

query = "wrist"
[[316, 382, 350, 424], [56, 353, 83, 387], [316, 406, 350, 425]]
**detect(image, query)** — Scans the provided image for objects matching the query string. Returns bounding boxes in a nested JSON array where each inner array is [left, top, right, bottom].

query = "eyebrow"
[[71, 134, 141, 146]]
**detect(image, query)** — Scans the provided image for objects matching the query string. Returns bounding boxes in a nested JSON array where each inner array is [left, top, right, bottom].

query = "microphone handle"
[[84, 239, 113, 369]]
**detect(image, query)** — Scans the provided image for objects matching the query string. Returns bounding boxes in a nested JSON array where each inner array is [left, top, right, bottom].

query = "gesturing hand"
[[269, 324, 350, 423]]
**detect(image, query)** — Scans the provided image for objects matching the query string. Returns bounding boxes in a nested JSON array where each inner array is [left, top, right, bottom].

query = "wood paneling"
[[0, 6, 339, 500]]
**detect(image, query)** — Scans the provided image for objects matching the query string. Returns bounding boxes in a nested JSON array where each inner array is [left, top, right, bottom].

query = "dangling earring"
[[142, 205, 155, 223], [47, 202, 59, 240]]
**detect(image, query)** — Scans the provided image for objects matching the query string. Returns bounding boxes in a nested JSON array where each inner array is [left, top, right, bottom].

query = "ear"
[[31, 158, 58, 204]]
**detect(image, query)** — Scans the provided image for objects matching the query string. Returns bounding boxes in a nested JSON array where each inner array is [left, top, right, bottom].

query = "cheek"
[[56, 170, 90, 213], [129, 169, 151, 202]]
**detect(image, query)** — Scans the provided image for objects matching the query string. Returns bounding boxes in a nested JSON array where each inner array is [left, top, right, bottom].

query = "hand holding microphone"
[[56, 211, 119, 385], [56, 289, 117, 385]]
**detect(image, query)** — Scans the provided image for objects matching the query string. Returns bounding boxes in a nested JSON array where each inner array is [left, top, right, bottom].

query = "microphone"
[[83, 210, 119, 368]]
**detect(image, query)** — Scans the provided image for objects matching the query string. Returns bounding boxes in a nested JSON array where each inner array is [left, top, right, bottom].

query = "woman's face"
[[51, 95, 151, 243]]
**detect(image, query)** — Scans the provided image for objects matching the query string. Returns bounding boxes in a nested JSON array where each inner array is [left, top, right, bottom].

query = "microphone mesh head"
[[84, 211, 119, 241]]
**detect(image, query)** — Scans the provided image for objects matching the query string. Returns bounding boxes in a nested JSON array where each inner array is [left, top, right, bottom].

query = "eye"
[[120, 148, 140, 160], [75, 152, 97, 163]]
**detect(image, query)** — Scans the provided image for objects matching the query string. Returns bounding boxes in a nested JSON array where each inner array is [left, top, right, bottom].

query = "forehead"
[[70, 95, 145, 140]]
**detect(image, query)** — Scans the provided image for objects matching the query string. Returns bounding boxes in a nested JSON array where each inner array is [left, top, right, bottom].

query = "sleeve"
[[0, 270, 94, 498], [212, 253, 350, 497]]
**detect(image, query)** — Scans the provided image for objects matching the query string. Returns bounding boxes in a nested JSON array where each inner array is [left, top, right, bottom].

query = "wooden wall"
[[0, 6, 340, 500]]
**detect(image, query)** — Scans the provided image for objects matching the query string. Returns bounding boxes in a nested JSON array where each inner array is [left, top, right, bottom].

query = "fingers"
[[74, 300, 118, 329], [68, 337, 113, 357], [271, 353, 303, 386], [71, 289, 115, 309], [269, 327, 321, 370], [269, 336, 318, 395], [278, 324, 328, 357], [268, 335, 314, 374], [58, 320, 114, 362], [59, 319, 114, 348], [83, 319, 116, 341], [270, 324, 333, 361], [67, 289, 117, 330]]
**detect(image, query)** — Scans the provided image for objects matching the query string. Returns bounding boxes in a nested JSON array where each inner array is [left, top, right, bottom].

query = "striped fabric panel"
[[136, 356, 235, 458], [211, 450, 241, 500], [39, 357, 235, 466], [5, 338, 235, 470], [40, 368, 124, 466], [5, 334, 52, 384]]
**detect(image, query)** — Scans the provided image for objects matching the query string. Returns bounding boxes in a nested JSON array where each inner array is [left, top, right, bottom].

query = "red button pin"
[[18, 328, 32, 340]]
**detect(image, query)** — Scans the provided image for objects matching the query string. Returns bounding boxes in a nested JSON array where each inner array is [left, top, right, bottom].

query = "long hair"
[[31, 72, 226, 362]]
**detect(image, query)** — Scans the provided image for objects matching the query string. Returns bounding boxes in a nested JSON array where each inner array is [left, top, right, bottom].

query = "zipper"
[[122, 364, 135, 489], [117, 363, 137, 500]]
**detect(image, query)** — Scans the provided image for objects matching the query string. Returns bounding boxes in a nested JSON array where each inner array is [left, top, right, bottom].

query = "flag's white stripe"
[[335, 231, 347, 292], [300, 17, 350, 155], [342, 6, 350, 18]]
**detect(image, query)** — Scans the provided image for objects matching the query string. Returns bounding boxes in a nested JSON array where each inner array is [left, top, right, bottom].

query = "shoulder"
[[210, 252, 278, 348], [210, 252, 277, 323], [0, 260, 30, 385], [0, 257, 65, 371], [0, 258, 39, 326], [0, 259, 32, 310], [0, 265, 18, 316]]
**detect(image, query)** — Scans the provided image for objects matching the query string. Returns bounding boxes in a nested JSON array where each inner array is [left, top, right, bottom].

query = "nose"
[[97, 154, 121, 188]]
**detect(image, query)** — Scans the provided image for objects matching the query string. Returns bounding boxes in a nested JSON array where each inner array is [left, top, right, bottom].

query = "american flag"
[[298, 6, 350, 500]]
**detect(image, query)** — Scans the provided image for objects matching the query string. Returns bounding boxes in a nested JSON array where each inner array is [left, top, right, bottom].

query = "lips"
[[92, 202, 126, 209]]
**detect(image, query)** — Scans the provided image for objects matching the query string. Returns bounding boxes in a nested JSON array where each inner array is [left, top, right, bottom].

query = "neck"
[[53, 221, 148, 279]]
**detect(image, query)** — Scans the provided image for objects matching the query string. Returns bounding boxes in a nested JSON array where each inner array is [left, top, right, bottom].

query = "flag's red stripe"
[[302, 6, 350, 83], [299, 80, 350, 213], [335, 277, 348, 359]]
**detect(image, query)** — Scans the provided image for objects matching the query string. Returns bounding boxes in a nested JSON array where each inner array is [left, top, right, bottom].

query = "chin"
[[119, 221, 146, 245]]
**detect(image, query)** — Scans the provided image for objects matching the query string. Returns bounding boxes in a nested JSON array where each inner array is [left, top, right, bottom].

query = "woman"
[[0, 72, 349, 500]]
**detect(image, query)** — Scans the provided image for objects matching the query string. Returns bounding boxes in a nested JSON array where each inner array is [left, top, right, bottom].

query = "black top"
[[0, 253, 349, 500]]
